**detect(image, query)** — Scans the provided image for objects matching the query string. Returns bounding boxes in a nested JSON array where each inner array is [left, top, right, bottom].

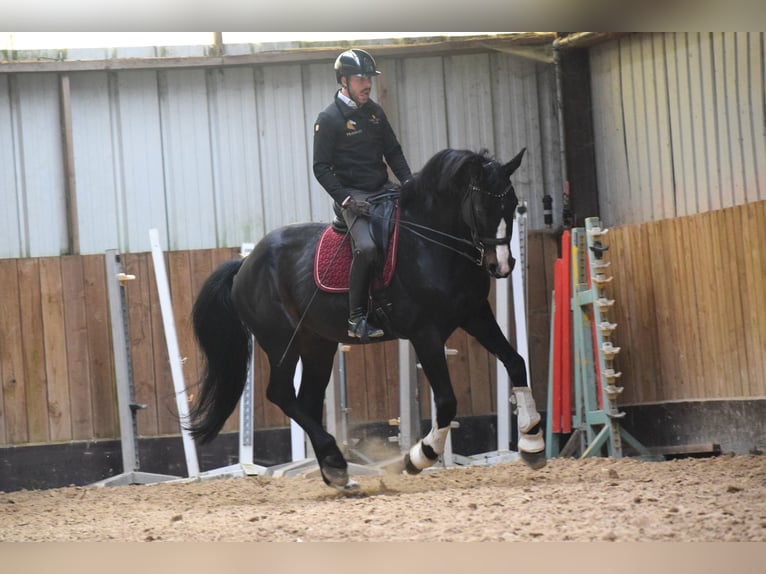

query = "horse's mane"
[[401, 148, 493, 209]]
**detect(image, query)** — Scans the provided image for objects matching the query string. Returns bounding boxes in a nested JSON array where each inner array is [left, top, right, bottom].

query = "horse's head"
[[461, 148, 525, 278]]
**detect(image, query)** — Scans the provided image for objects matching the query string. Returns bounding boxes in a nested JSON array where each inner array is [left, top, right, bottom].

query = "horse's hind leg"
[[296, 340, 352, 488], [261, 337, 350, 488]]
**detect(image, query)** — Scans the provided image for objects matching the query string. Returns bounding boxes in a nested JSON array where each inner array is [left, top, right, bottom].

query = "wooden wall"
[[608, 199, 766, 403], [0, 234, 558, 447]]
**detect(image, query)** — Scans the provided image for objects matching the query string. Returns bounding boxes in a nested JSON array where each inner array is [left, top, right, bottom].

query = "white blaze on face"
[[495, 218, 511, 276]]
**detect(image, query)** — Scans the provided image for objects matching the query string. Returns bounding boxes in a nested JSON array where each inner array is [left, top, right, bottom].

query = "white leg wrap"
[[518, 429, 545, 453], [408, 426, 450, 471], [512, 386, 541, 433]]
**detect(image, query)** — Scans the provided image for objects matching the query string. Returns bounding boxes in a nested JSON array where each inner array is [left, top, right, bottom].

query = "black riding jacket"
[[313, 91, 412, 205]]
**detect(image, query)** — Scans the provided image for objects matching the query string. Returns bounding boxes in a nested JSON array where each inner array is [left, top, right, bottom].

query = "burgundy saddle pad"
[[313, 217, 399, 293]]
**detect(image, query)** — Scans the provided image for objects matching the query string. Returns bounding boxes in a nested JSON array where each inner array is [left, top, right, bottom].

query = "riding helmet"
[[334, 49, 381, 84]]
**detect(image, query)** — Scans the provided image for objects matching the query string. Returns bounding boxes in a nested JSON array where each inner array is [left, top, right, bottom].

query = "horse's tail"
[[187, 258, 250, 444]]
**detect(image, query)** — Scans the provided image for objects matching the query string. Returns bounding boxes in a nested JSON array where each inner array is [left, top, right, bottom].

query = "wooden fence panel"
[[610, 200, 766, 403]]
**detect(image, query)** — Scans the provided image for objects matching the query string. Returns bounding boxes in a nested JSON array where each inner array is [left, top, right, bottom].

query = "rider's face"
[[343, 75, 372, 106]]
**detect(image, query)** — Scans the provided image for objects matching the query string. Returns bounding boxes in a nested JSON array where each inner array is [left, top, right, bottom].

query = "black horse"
[[188, 147, 546, 488]]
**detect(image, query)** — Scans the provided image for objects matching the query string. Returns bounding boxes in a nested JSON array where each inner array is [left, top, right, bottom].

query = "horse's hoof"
[[320, 465, 350, 488], [334, 478, 360, 492], [379, 457, 407, 475], [404, 453, 422, 475], [520, 449, 547, 470]]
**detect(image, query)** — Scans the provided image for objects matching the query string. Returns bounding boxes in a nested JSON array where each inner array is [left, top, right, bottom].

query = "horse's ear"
[[504, 148, 526, 178]]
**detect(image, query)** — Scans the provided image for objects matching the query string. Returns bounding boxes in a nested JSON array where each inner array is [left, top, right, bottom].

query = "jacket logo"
[[345, 119, 362, 136]]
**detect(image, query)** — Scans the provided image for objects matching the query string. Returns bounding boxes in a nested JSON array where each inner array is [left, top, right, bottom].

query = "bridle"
[[462, 179, 514, 261], [397, 175, 515, 267]]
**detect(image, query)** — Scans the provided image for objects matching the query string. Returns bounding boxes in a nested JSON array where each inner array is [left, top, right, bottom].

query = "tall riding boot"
[[347, 255, 384, 339]]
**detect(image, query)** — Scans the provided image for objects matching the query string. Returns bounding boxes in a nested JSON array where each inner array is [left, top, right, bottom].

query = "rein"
[[376, 180, 513, 267]]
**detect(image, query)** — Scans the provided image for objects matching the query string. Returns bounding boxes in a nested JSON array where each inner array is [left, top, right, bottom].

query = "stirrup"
[[348, 313, 384, 339]]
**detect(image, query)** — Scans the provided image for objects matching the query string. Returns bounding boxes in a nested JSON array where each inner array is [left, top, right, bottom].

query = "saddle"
[[314, 192, 400, 293]]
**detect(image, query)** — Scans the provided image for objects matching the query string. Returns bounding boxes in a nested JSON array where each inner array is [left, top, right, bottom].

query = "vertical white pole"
[[495, 275, 510, 453], [398, 340, 420, 451], [148, 229, 200, 478], [511, 214, 531, 388], [238, 338, 255, 466], [105, 250, 138, 473], [291, 360, 306, 461]]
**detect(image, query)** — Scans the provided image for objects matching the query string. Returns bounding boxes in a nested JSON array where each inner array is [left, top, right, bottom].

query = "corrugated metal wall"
[[0, 49, 562, 259], [591, 32, 766, 226]]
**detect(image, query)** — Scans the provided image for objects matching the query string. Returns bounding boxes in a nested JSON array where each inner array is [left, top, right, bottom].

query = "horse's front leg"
[[404, 327, 456, 474], [461, 301, 546, 470]]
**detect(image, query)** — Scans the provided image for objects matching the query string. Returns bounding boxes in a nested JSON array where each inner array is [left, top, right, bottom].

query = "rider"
[[313, 49, 413, 339]]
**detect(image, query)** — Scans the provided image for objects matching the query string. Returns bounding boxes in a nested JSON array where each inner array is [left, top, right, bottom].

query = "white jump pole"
[[291, 360, 307, 461], [148, 229, 200, 478]]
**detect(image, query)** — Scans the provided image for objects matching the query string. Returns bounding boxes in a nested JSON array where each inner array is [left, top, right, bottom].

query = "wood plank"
[[646, 222, 681, 401], [383, 339, 400, 422], [466, 329, 493, 416], [445, 330, 472, 418], [345, 344, 369, 425], [39, 257, 72, 442], [752, 200, 766, 396], [677, 215, 705, 399], [692, 212, 727, 401], [122, 253, 159, 437], [164, 250, 201, 433], [16, 259, 49, 443], [0, 260, 26, 445], [722, 206, 750, 396], [362, 342, 390, 422], [168, 251, 197, 385], [737, 203, 765, 396], [630, 222, 662, 403], [705, 207, 737, 398], [61, 256, 94, 440], [82, 254, 116, 439], [752, 201, 766, 395]]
